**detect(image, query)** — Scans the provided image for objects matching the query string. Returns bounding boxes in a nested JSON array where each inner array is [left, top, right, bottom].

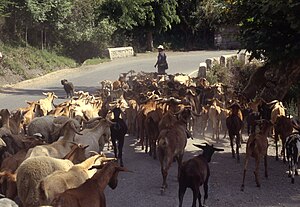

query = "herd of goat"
[[0, 70, 299, 207]]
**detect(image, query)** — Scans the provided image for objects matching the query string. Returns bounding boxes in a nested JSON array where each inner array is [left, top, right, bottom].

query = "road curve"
[[0, 50, 235, 110]]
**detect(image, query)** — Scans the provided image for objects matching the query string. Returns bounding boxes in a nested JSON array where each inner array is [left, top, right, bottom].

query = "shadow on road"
[[0, 85, 99, 99]]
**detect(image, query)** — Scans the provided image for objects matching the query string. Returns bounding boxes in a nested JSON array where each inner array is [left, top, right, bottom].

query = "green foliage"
[[97, 0, 179, 33], [206, 64, 232, 85], [83, 57, 110, 66], [26, 0, 72, 27], [207, 61, 259, 92], [235, 0, 300, 62]]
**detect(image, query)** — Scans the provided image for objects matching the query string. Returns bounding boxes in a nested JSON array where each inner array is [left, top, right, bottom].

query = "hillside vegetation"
[[0, 43, 77, 86]]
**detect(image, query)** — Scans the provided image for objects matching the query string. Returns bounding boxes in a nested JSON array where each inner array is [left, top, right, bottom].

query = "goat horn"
[[0, 138, 7, 148], [69, 141, 79, 146], [213, 147, 224, 152], [89, 151, 100, 156]]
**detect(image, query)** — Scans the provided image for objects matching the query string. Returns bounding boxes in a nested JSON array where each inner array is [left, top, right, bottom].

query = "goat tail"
[[0, 171, 16, 182]]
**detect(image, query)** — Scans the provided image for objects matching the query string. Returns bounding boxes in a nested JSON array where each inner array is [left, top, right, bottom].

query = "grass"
[[82, 57, 110, 66], [0, 42, 77, 81]]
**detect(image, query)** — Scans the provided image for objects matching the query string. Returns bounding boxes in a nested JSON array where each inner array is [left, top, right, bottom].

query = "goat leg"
[[254, 159, 261, 187], [236, 134, 240, 163], [275, 134, 279, 161], [203, 181, 208, 202], [241, 156, 249, 191], [178, 185, 187, 207], [229, 135, 235, 158], [264, 155, 268, 178], [192, 188, 199, 207]]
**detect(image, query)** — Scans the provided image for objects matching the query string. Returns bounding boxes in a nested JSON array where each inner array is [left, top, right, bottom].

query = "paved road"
[[0, 50, 235, 110]]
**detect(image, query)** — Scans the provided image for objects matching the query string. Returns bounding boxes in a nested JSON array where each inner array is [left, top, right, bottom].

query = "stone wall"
[[105, 47, 134, 60], [214, 26, 241, 49]]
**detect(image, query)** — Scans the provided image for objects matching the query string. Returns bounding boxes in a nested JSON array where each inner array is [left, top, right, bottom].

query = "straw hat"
[[157, 45, 164, 50]]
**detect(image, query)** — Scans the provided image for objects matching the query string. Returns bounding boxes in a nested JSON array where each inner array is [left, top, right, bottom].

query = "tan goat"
[[38, 92, 58, 116], [241, 120, 273, 191]]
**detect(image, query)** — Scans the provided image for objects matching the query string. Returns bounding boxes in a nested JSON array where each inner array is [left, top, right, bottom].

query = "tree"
[[97, 0, 180, 51], [26, 0, 73, 49], [234, 0, 300, 101]]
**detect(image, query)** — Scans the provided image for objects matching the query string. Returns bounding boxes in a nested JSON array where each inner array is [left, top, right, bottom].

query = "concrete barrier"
[[106, 47, 134, 60], [205, 57, 220, 70], [198, 62, 207, 78], [220, 54, 237, 69]]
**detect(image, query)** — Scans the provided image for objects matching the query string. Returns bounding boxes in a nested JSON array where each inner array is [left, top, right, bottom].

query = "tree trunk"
[[146, 31, 153, 51], [243, 59, 300, 101], [25, 25, 28, 47], [41, 29, 43, 50]]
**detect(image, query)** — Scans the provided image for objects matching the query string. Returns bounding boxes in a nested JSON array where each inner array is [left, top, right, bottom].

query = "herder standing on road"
[[154, 45, 168, 74]]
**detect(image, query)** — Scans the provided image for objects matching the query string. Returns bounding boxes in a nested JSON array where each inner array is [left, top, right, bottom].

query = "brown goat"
[[178, 143, 224, 207], [226, 103, 244, 163], [51, 161, 128, 207], [241, 119, 273, 191], [157, 119, 187, 194], [274, 115, 293, 162]]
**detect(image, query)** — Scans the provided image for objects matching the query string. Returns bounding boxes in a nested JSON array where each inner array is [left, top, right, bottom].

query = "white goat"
[[74, 117, 113, 157]]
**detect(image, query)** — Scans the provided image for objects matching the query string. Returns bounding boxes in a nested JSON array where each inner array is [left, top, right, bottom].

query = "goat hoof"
[[292, 178, 295, 184], [240, 185, 244, 191], [256, 184, 260, 188], [160, 188, 165, 195]]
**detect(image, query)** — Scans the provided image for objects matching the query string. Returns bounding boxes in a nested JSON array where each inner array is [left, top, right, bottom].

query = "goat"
[[208, 99, 222, 141], [226, 103, 243, 162], [178, 143, 224, 207], [274, 115, 293, 162], [241, 119, 273, 191], [17, 142, 89, 207], [74, 117, 113, 157], [38, 92, 58, 116], [26, 120, 83, 159], [0, 109, 12, 137], [61, 79, 75, 98], [38, 154, 115, 205], [285, 133, 300, 183], [51, 161, 129, 207], [110, 107, 128, 167], [157, 115, 188, 195], [0, 142, 87, 201]]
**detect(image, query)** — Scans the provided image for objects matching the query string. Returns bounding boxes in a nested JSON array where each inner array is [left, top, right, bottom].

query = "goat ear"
[[193, 144, 205, 149], [213, 147, 224, 152]]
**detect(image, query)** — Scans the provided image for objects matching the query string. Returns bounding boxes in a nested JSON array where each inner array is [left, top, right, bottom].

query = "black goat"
[[110, 107, 128, 167], [285, 133, 300, 184], [178, 143, 224, 207], [61, 79, 74, 98]]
